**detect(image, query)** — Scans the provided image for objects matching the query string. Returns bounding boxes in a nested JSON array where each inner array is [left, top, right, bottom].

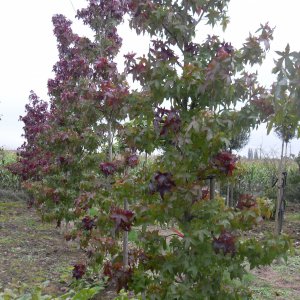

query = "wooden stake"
[[123, 198, 129, 267], [275, 139, 285, 235]]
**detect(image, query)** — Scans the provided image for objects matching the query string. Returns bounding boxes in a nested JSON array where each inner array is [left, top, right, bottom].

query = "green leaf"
[[72, 287, 101, 300], [88, 207, 98, 217]]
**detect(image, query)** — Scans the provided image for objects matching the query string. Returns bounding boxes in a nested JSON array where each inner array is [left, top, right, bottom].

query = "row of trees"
[[247, 148, 260, 160], [8, 0, 300, 298]]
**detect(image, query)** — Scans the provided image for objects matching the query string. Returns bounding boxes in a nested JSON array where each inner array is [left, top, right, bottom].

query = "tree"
[[247, 148, 253, 160], [7, 91, 50, 182], [267, 44, 300, 235], [14, 1, 292, 298], [228, 127, 250, 153]]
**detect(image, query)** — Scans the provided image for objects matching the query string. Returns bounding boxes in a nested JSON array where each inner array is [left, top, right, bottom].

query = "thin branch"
[[68, 0, 76, 13], [194, 9, 206, 28], [162, 23, 185, 55], [175, 59, 184, 69]]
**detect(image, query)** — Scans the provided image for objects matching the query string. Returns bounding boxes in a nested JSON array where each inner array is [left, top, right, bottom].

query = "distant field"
[[0, 149, 17, 163]]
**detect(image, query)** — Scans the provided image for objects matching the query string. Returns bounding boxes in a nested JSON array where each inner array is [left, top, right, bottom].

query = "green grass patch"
[[251, 284, 292, 300], [272, 253, 300, 275], [128, 230, 139, 243], [0, 236, 17, 245], [0, 201, 22, 209], [285, 212, 300, 222], [248, 252, 300, 299], [0, 149, 17, 164], [242, 272, 257, 284]]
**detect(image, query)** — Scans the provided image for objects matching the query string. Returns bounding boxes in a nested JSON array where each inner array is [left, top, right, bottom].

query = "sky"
[[0, 0, 300, 158]]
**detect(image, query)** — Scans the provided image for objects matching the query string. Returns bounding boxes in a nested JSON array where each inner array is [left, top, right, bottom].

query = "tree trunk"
[[284, 142, 288, 169], [226, 181, 230, 206], [275, 139, 285, 235], [108, 120, 113, 162]]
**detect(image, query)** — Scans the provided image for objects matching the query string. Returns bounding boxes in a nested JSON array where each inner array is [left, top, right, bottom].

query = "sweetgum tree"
[[14, 0, 293, 299], [23, 2, 131, 229], [7, 91, 51, 182], [13, 0, 134, 262], [118, 2, 290, 298]]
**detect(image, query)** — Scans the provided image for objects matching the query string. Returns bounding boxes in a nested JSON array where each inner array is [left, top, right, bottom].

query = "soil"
[[0, 194, 85, 295]]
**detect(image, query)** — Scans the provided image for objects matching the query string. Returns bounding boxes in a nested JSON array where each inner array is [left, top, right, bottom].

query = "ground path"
[[0, 192, 85, 295]]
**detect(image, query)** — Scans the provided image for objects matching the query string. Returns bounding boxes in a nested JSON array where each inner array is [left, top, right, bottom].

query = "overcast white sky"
[[0, 0, 299, 157]]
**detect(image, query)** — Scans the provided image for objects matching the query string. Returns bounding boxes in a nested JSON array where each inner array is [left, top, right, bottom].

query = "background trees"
[[266, 45, 300, 234]]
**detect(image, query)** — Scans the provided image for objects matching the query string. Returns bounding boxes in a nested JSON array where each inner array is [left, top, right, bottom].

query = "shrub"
[[285, 168, 300, 203], [256, 197, 275, 219], [0, 148, 21, 190]]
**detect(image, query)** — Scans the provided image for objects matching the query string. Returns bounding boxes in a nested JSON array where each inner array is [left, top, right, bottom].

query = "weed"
[[128, 230, 139, 243]]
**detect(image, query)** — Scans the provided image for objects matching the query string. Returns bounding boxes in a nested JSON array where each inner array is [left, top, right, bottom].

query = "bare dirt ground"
[[0, 194, 85, 296]]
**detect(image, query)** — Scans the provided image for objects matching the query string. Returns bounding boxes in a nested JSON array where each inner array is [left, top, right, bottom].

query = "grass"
[[251, 284, 293, 300], [0, 189, 29, 202], [285, 212, 300, 222], [0, 149, 17, 164], [247, 249, 300, 299]]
